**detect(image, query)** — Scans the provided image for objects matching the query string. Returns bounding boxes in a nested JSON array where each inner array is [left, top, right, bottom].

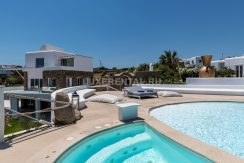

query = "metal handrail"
[[5, 108, 52, 126]]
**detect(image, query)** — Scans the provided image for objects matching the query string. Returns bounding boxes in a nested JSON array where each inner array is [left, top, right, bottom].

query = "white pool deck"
[[140, 84, 244, 96], [0, 91, 244, 163]]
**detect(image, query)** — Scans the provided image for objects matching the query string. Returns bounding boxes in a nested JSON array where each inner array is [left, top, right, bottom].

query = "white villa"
[[211, 55, 244, 77], [183, 56, 202, 67], [24, 44, 93, 90], [183, 55, 244, 77]]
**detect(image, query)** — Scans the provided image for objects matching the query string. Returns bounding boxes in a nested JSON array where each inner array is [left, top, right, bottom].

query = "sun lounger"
[[123, 86, 158, 99]]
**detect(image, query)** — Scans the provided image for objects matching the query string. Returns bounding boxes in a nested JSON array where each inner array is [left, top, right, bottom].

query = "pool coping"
[[55, 121, 214, 163], [2, 93, 244, 163], [54, 121, 144, 162], [143, 100, 244, 163]]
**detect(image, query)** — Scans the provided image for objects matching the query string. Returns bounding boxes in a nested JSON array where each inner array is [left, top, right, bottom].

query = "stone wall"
[[133, 71, 162, 83], [43, 70, 93, 89], [92, 71, 163, 90]]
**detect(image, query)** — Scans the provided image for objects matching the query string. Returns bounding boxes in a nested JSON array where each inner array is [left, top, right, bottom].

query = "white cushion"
[[67, 89, 96, 109], [87, 94, 124, 104], [77, 89, 96, 99], [67, 89, 96, 101], [157, 91, 182, 97], [62, 85, 88, 94]]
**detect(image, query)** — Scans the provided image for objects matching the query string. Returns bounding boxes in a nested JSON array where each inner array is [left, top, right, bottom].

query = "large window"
[[48, 78, 56, 87], [66, 77, 72, 87], [61, 58, 74, 67], [61, 59, 67, 66], [31, 79, 35, 87], [236, 65, 243, 77], [30, 79, 42, 88], [77, 77, 82, 85], [36, 58, 44, 68], [83, 77, 91, 85]]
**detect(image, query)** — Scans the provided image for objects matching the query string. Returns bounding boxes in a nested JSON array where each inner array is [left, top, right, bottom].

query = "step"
[[86, 133, 152, 163]]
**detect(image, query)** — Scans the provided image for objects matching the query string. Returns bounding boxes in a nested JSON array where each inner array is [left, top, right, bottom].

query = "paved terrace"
[[0, 91, 243, 163]]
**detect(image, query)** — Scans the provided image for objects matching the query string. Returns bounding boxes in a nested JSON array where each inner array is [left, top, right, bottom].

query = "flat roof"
[[4, 90, 51, 100], [26, 50, 92, 59]]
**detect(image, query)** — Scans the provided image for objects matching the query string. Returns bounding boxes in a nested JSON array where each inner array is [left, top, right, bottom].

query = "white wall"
[[211, 60, 225, 70], [74, 56, 93, 72], [224, 57, 244, 70], [185, 56, 202, 67], [212, 56, 244, 76], [0, 86, 4, 142], [186, 78, 244, 85], [212, 56, 244, 70], [26, 51, 56, 67], [25, 48, 93, 89], [211, 61, 219, 69], [25, 51, 93, 72], [26, 68, 43, 89]]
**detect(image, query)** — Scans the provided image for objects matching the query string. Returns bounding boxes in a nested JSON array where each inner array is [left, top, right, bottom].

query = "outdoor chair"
[[123, 86, 158, 99]]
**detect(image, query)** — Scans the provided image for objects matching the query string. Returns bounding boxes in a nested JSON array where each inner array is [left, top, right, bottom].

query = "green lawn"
[[4, 117, 41, 135]]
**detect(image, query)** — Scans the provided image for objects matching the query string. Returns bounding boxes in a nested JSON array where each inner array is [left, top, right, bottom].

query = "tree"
[[5, 77, 17, 86], [159, 50, 182, 70], [127, 67, 136, 72], [179, 67, 199, 82], [98, 66, 109, 70], [136, 63, 149, 71], [158, 50, 182, 83], [11, 70, 24, 85], [216, 67, 235, 77]]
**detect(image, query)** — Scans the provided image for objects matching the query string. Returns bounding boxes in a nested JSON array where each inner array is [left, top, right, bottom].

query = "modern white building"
[[24, 44, 93, 90], [183, 56, 202, 67], [211, 55, 244, 77], [211, 60, 225, 70]]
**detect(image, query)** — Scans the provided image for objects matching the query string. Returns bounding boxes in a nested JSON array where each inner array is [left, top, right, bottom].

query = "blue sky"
[[1, 0, 244, 67]]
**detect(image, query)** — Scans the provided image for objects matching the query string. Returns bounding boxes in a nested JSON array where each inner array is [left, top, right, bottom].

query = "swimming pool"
[[55, 122, 212, 163], [150, 102, 244, 158]]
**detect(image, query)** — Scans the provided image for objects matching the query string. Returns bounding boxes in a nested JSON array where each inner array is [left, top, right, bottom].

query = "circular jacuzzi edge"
[[54, 121, 145, 162]]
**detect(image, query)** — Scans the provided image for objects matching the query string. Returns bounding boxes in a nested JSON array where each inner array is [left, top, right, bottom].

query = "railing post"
[[0, 86, 4, 142], [35, 99, 41, 119]]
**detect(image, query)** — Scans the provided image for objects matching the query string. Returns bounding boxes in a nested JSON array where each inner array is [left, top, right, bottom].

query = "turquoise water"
[[150, 102, 244, 158], [55, 122, 212, 163]]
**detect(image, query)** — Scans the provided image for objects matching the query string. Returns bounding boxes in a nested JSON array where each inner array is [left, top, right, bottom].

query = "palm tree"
[[159, 50, 180, 70], [158, 50, 182, 83], [136, 63, 149, 71]]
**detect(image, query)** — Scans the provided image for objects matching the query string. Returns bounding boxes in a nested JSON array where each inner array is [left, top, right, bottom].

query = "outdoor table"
[[116, 103, 141, 121]]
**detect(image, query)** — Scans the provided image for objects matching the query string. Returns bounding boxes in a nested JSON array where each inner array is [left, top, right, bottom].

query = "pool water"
[[150, 102, 244, 158], [55, 122, 212, 163]]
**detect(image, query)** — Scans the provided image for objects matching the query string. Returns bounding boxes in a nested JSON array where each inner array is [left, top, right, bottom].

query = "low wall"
[[137, 84, 244, 89], [137, 77, 244, 95], [186, 78, 244, 85], [3, 86, 24, 92]]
